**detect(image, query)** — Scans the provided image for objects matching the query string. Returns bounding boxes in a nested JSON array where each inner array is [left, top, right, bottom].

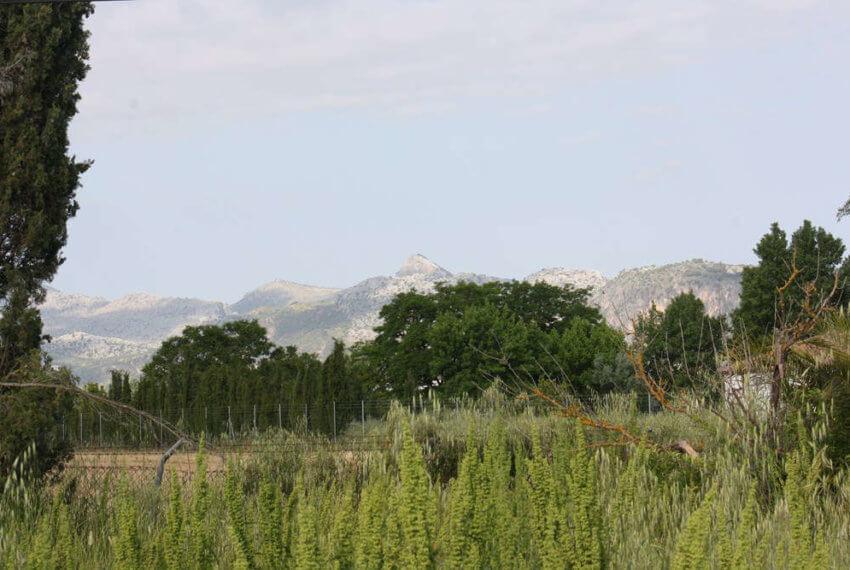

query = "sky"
[[55, 0, 850, 303]]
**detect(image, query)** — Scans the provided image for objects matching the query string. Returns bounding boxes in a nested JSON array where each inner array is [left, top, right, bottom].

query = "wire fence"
[[60, 389, 661, 450], [62, 396, 579, 449], [54, 391, 655, 488], [63, 399, 392, 448]]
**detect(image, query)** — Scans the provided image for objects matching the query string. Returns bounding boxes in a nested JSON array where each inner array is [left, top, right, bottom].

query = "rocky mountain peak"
[[525, 268, 608, 291], [395, 254, 452, 278], [41, 257, 746, 383]]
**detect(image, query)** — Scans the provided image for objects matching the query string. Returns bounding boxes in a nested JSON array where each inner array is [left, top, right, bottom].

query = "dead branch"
[[670, 440, 700, 458], [155, 438, 186, 486], [0, 381, 195, 446]]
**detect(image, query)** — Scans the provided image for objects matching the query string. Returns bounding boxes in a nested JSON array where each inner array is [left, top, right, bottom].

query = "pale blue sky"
[[56, 0, 850, 302]]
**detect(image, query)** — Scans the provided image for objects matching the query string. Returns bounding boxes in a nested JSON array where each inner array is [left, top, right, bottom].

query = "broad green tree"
[[428, 304, 540, 396], [362, 280, 615, 398]]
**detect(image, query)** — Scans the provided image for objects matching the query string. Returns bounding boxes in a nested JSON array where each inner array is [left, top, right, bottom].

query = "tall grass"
[[1, 392, 848, 568]]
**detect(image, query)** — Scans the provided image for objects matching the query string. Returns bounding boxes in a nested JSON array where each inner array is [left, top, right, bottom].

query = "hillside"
[[41, 256, 744, 382]]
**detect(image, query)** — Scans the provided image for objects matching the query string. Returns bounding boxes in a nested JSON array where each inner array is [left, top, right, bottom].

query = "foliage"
[[131, 321, 365, 436], [360, 280, 622, 398], [734, 221, 848, 337], [0, 394, 849, 567], [635, 292, 723, 389], [108, 370, 133, 404], [0, 1, 92, 479], [0, 355, 75, 478]]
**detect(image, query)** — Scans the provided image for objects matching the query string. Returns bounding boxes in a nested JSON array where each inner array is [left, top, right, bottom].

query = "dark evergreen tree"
[[0, 2, 93, 477], [108, 370, 132, 404], [636, 292, 723, 388], [734, 221, 847, 337]]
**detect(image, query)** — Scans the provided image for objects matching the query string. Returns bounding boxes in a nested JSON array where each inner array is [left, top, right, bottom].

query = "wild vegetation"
[[2, 391, 850, 568], [4, 3, 850, 569]]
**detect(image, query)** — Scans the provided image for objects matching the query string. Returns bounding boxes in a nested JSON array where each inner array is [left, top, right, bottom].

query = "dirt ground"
[[61, 449, 230, 486]]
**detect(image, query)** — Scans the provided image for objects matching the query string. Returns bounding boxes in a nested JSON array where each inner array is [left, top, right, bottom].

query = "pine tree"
[[734, 221, 847, 336]]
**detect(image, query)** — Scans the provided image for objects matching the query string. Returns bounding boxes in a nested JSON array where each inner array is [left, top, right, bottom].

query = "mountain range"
[[40, 255, 745, 382]]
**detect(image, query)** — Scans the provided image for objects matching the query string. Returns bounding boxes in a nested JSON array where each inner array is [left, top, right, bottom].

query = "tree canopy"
[[635, 292, 723, 388], [0, 2, 92, 477], [357, 280, 625, 398], [733, 221, 848, 337]]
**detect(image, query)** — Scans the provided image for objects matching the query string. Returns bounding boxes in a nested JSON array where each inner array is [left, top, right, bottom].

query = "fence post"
[[278, 403, 282, 430], [160, 409, 163, 443], [139, 414, 142, 446], [304, 403, 308, 431], [79, 411, 83, 446], [361, 400, 365, 436], [204, 406, 208, 434], [253, 404, 257, 431], [332, 401, 337, 440], [98, 412, 103, 447], [228, 406, 232, 437]]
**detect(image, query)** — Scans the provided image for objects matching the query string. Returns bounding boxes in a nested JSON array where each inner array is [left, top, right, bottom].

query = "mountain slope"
[[41, 256, 745, 382], [593, 259, 743, 326]]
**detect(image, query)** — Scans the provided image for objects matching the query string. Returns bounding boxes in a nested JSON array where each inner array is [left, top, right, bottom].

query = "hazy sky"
[[55, 0, 850, 303]]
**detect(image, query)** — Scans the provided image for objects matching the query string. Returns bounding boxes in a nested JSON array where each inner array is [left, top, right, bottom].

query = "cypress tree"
[[0, 0, 92, 478]]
